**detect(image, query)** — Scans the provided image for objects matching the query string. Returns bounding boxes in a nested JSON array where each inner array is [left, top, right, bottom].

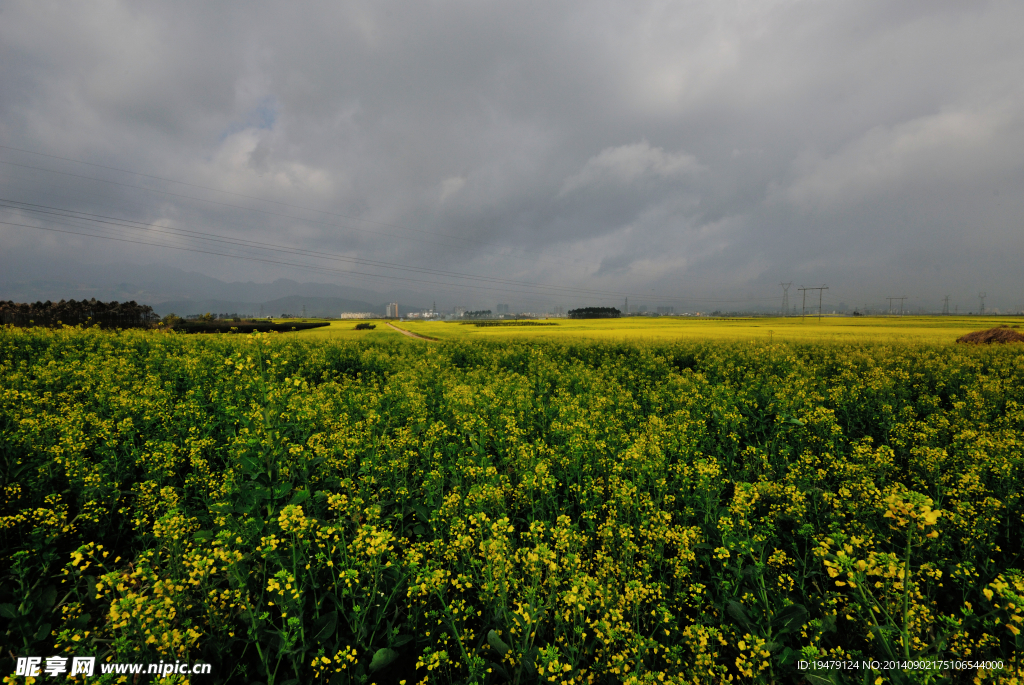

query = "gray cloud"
[[1, 0, 1022, 313]]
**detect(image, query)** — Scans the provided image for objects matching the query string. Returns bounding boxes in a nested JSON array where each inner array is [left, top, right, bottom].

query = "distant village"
[[337, 301, 686, 321]]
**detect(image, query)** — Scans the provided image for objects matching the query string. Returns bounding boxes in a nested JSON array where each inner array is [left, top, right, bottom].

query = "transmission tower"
[[886, 297, 907, 316], [942, 296, 950, 316], [780, 282, 792, 317], [979, 292, 986, 315]]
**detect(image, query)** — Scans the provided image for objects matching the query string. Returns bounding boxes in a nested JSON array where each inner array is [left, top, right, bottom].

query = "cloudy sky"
[[1, 0, 1022, 313]]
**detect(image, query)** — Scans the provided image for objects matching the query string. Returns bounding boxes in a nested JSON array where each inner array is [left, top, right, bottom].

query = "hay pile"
[[956, 326, 1024, 344]]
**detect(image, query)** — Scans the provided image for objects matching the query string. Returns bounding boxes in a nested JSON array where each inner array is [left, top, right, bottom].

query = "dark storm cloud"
[[1, 0, 1022, 312]]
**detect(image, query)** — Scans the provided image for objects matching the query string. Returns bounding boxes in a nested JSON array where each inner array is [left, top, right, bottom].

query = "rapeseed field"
[[1, 325, 1021, 684], [389, 316, 1024, 344]]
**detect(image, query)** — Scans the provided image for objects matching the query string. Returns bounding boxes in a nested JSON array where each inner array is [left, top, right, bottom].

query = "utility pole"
[[625, 297, 628, 315], [797, 286, 828, 321], [979, 292, 986, 315], [942, 295, 950, 316], [780, 282, 792, 317], [798, 287, 808, 320]]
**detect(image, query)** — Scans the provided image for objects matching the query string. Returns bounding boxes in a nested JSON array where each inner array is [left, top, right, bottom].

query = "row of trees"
[[0, 299, 158, 328], [568, 306, 621, 319]]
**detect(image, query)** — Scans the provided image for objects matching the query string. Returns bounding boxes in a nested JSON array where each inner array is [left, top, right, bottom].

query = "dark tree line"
[[0, 299, 158, 328], [567, 306, 621, 319]]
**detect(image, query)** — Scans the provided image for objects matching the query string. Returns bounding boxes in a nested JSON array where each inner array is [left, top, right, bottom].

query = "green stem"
[[902, 533, 912, 660]]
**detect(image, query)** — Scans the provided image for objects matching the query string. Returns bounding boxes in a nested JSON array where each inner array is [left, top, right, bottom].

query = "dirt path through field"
[[386, 322, 436, 341]]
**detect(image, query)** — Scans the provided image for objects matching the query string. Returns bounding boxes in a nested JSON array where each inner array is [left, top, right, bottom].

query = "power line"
[[0, 143, 564, 261], [0, 205, 779, 305], [0, 158, 790, 308], [0, 217, 592, 302], [0, 198, 630, 300], [0, 159, 581, 269]]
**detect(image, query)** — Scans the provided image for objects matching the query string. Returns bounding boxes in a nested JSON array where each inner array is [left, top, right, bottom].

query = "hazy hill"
[[0, 261, 430, 315], [155, 296, 383, 318]]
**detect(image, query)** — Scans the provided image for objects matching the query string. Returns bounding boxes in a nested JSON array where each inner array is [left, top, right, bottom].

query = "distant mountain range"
[[0, 261, 431, 317]]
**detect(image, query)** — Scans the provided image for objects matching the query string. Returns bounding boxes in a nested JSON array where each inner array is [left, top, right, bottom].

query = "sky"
[[1, 0, 1022, 313]]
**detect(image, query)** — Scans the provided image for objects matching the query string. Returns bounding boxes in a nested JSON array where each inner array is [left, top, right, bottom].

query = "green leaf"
[[35, 623, 52, 641], [726, 601, 753, 632], [193, 530, 213, 541], [411, 504, 431, 523], [771, 604, 808, 636], [369, 647, 399, 673], [821, 614, 838, 633], [239, 454, 261, 474], [488, 663, 512, 680], [805, 671, 839, 685], [487, 629, 510, 656], [312, 611, 338, 641], [40, 586, 57, 610], [0, 603, 17, 619], [289, 489, 310, 505], [522, 646, 539, 676]]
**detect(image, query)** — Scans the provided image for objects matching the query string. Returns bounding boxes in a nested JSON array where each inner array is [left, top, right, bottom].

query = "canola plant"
[[1, 326, 1021, 684]]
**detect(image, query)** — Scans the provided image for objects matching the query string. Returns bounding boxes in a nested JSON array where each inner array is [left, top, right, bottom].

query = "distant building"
[[385, 303, 399, 318], [656, 306, 675, 315], [339, 312, 376, 319], [497, 303, 510, 314], [453, 306, 466, 317]]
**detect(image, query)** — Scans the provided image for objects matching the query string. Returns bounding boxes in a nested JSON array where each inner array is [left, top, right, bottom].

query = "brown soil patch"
[[956, 326, 1024, 344]]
